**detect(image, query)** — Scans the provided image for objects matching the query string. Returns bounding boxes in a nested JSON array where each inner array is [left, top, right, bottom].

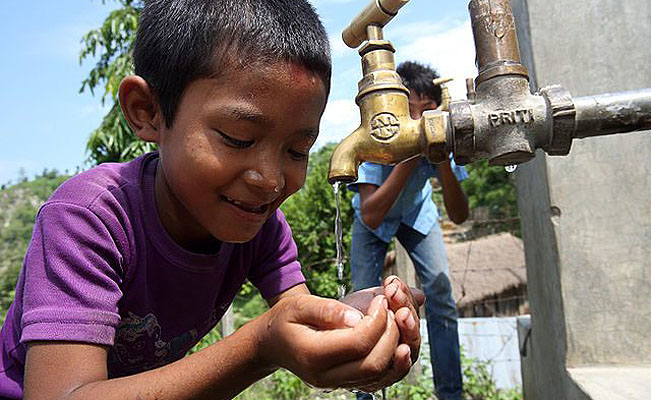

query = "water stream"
[[333, 182, 346, 300], [333, 183, 386, 400]]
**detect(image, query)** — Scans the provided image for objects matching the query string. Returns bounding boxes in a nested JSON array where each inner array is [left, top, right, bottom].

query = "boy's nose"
[[243, 160, 285, 195]]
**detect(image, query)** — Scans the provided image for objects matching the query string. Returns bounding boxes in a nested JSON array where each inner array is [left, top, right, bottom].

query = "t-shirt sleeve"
[[248, 210, 305, 299], [451, 158, 469, 181], [347, 162, 385, 193], [19, 202, 124, 346]]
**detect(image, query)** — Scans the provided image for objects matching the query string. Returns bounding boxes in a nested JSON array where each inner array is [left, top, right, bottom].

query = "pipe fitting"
[[539, 85, 576, 156]]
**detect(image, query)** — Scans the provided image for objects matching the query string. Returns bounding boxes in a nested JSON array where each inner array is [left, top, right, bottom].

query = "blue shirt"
[[349, 157, 468, 243]]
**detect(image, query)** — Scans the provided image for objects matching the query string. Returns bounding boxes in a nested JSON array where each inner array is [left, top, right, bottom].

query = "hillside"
[[0, 170, 69, 320]]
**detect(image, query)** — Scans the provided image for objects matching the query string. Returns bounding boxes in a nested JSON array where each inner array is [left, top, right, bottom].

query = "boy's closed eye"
[[218, 128, 313, 162], [217, 129, 254, 148], [290, 133, 318, 162], [288, 149, 308, 161]]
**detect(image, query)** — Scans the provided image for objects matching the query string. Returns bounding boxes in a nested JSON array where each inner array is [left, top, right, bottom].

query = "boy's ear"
[[118, 76, 163, 143]]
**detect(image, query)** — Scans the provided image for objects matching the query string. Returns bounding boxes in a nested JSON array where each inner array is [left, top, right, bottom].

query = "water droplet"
[[505, 164, 518, 173]]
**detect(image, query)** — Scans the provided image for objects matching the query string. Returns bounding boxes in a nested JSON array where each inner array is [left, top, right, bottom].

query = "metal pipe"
[[468, 0, 529, 87], [573, 88, 651, 139]]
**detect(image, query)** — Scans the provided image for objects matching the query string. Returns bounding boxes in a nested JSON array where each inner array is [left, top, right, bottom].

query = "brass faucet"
[[328, 0, 651, 183], [328, 0, 451, 183]]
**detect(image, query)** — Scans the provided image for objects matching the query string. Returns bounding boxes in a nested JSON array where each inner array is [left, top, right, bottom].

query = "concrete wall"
[[511, 0, 651, 398]]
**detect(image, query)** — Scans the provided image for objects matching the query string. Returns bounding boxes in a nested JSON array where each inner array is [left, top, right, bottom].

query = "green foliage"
[[79, 1, 141, 103], [458, 160, 520, 236], [461, 160, 518, 220], [281, 143, 355, 298], [383, 349, 523, 400], [231, 348, 524, 400], [232, 292, 267, 329], [461, 351, 523, 400], [386, 378, 432, 400], [187, 326, 222, 355], [0, 170, 70, 322], [269, 369, 311, 400], [80, 0, 154, 165]]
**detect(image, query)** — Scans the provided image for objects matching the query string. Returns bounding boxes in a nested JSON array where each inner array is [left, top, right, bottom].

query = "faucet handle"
[[342, 0, 410, 48], [434, 78, 454, 112], [433, 77, 454, 87]]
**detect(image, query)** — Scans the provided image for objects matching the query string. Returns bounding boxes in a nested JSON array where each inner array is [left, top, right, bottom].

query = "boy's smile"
[[148, 62, 327, 251]]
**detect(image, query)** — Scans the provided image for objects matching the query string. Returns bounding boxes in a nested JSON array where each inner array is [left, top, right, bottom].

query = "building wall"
[[511, 0, 651, 398]]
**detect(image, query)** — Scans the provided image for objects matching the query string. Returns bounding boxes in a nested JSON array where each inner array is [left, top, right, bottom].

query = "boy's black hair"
[[396, 61, 442, 106], [133, 0, 332, 128]]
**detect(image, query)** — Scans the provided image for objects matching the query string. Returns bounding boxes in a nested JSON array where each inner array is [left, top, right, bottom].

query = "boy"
[[349, 61, 469, 400], [0, 1, 422, 398]]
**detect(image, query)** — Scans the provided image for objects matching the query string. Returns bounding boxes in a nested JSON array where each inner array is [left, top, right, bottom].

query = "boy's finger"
[[384, 277, 425, 323], [292, 295, 390, 368], [312, 309, 401, 388], [395, 307, 421, 363], [336, 343, 412, 394], [287, 295, 364, 330], [410, 288, 425, 307], [354, 344, 412, 393], [340, 287, 384, 314], [384, 280, 419, 319]]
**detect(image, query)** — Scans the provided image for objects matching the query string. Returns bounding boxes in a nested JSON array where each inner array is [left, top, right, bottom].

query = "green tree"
[[461, 160, 518, 219], [79, 0, 155, 165], [281, 143, 355, 298], [459, 160, 520, 236]]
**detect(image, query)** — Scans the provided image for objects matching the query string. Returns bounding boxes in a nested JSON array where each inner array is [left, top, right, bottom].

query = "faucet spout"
[[328, 127, 364, 184]]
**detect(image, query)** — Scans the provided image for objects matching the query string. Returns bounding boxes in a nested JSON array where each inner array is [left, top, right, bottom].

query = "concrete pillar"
[[511, 1, 651, 399]]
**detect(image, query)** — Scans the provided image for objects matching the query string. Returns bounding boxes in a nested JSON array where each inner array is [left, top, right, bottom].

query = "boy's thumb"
[[294, 297, 364, 330]]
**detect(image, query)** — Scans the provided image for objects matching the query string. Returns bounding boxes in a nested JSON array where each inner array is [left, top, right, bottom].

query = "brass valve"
[[328, 0, 450, 183]]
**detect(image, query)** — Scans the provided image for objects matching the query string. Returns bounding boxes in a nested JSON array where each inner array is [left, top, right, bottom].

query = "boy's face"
[[154, 62, 327, 246], [408, 91, 437, 119]]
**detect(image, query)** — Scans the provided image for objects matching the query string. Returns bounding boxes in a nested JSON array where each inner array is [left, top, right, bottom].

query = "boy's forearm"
[[361, 158, 419, 229], [438, 162, 469, 224], [65, 319, 275, 400]]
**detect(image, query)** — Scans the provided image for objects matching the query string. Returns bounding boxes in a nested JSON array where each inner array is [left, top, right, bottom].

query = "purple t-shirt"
[[0, 152, 305, 398]]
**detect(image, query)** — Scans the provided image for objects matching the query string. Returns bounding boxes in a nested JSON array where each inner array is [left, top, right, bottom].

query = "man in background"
[[349, 61, 469, 400]]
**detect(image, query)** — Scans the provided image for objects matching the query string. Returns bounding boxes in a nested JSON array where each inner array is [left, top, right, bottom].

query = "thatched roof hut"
[[385, 232, 528, 317], [446, 233, 527, 316]]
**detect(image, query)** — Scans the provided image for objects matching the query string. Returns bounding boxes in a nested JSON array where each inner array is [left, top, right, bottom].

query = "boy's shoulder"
[[47, 152, 155, 210]]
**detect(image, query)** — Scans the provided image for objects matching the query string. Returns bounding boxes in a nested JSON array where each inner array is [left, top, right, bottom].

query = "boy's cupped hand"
[[257, 294, 411, 392], [341, 276, 424, 364]]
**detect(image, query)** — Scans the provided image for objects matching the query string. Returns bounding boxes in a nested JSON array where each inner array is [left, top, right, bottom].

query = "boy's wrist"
[[437, 159, 452, 171], [245, 308, 281, 373]]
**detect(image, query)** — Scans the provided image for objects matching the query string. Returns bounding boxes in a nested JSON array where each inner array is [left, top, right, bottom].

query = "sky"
[[0, 0, 476, 185]]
